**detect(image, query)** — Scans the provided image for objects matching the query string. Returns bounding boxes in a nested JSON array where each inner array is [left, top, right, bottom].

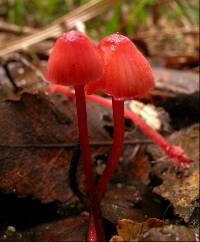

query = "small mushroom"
[[87, 33, 155, 199], [46, 30, 104, 241]]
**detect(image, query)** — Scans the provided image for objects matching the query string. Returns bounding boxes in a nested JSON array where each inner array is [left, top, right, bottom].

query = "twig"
[[0, 0, 116, 57], [0, 20, 36, 35], [0, 140, 152, 148]]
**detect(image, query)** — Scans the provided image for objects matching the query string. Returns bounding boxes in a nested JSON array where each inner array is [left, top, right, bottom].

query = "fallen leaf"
[[128, 146, 151, 185], [0, 217, 88, 242], [165, 54, 199, 69], [0, 93, 78, 202], [0, 93, 114, 202], [110, 218, 166, 241], [153, 67, 199, 95], [0, 60, 49, 101], [110, 235, 124, 242], [119, 145, 151, 185], [101, 184, 164, 225], [137, 225, 197, 242], [101, 185, 145, 224], [149, 124, 199, 222]]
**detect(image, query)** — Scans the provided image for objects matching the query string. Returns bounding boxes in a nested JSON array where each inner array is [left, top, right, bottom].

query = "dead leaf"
[[137, 225, 197, 242], [101, 185, 145, 224], [153, 67, 199, 95], [0, 217, 88, 242], [110, 235, 124, 242], [0, 93, 78, 202], [129, 147, 151, 185], [101, 184, 165, 225], [0, 92, 114, 202], [165, 54, 199, 69], [149, 124, 199, 222], [0, 60, 49, 102], [110, 218, 166, 242]]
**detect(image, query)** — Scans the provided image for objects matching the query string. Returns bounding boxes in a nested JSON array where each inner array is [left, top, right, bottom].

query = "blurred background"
[[0, 0, 199, 67]]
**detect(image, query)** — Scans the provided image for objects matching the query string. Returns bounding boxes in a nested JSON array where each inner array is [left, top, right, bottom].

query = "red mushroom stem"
[[87, 215, 97, 242], [97, 98, 124, 200], [87, 99, 124, 242], [48, 85, 192, 169], [74, 85, 105, 242]]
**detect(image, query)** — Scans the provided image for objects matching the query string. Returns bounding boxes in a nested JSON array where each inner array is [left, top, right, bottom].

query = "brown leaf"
[[0, 217, 88, 242], [101, 183, 165, 225], [137, 225, 196, 242], [110, 235, 124, 242], [110, 218, 166, 241], [165, 54, 199, 69], [149, 124, 199, 222], [101, 185, 145, 224], [0, 93, 113, 202], [130, 146, 151, 185], [153, 67, 199, 95], [0, 60, 49, 102], [0, 93, 78, 202]]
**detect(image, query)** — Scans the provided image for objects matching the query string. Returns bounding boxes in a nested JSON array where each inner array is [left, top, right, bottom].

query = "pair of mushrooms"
[[46, 31, 191, 241]]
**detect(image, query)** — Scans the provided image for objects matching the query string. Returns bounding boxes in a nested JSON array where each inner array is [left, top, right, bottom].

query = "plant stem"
[[74, 85, 104, 242], [97, 98, 124, 200]]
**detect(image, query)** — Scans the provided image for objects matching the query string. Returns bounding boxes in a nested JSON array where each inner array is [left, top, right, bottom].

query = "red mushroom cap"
[[46, 30, 103, 86], [86, 34, 155, 100]]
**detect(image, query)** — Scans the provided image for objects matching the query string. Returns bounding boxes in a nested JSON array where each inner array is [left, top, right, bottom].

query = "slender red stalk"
[[49, 85, 192, 168], [88, 98, 124, 241], [97, 98, 124, 200], [87, 99, 124, 240], [74, 85, 104, 242], [87, 214, 97, 242]]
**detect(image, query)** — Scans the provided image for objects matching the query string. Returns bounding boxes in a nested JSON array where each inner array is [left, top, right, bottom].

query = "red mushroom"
[[46, 30, 104, 241], [87, 33, 155, 199]]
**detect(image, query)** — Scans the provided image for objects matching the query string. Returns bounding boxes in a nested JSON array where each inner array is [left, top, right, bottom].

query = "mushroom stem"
[[74, 85, 104, 242], [88, 214, 97, 242], [97, 98, 124, 200], [88, 99, 124, 241]]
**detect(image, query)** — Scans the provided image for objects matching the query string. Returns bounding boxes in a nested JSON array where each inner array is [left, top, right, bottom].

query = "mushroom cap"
[[86, 34, 155, 100], [46, 30, 103, 86]]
